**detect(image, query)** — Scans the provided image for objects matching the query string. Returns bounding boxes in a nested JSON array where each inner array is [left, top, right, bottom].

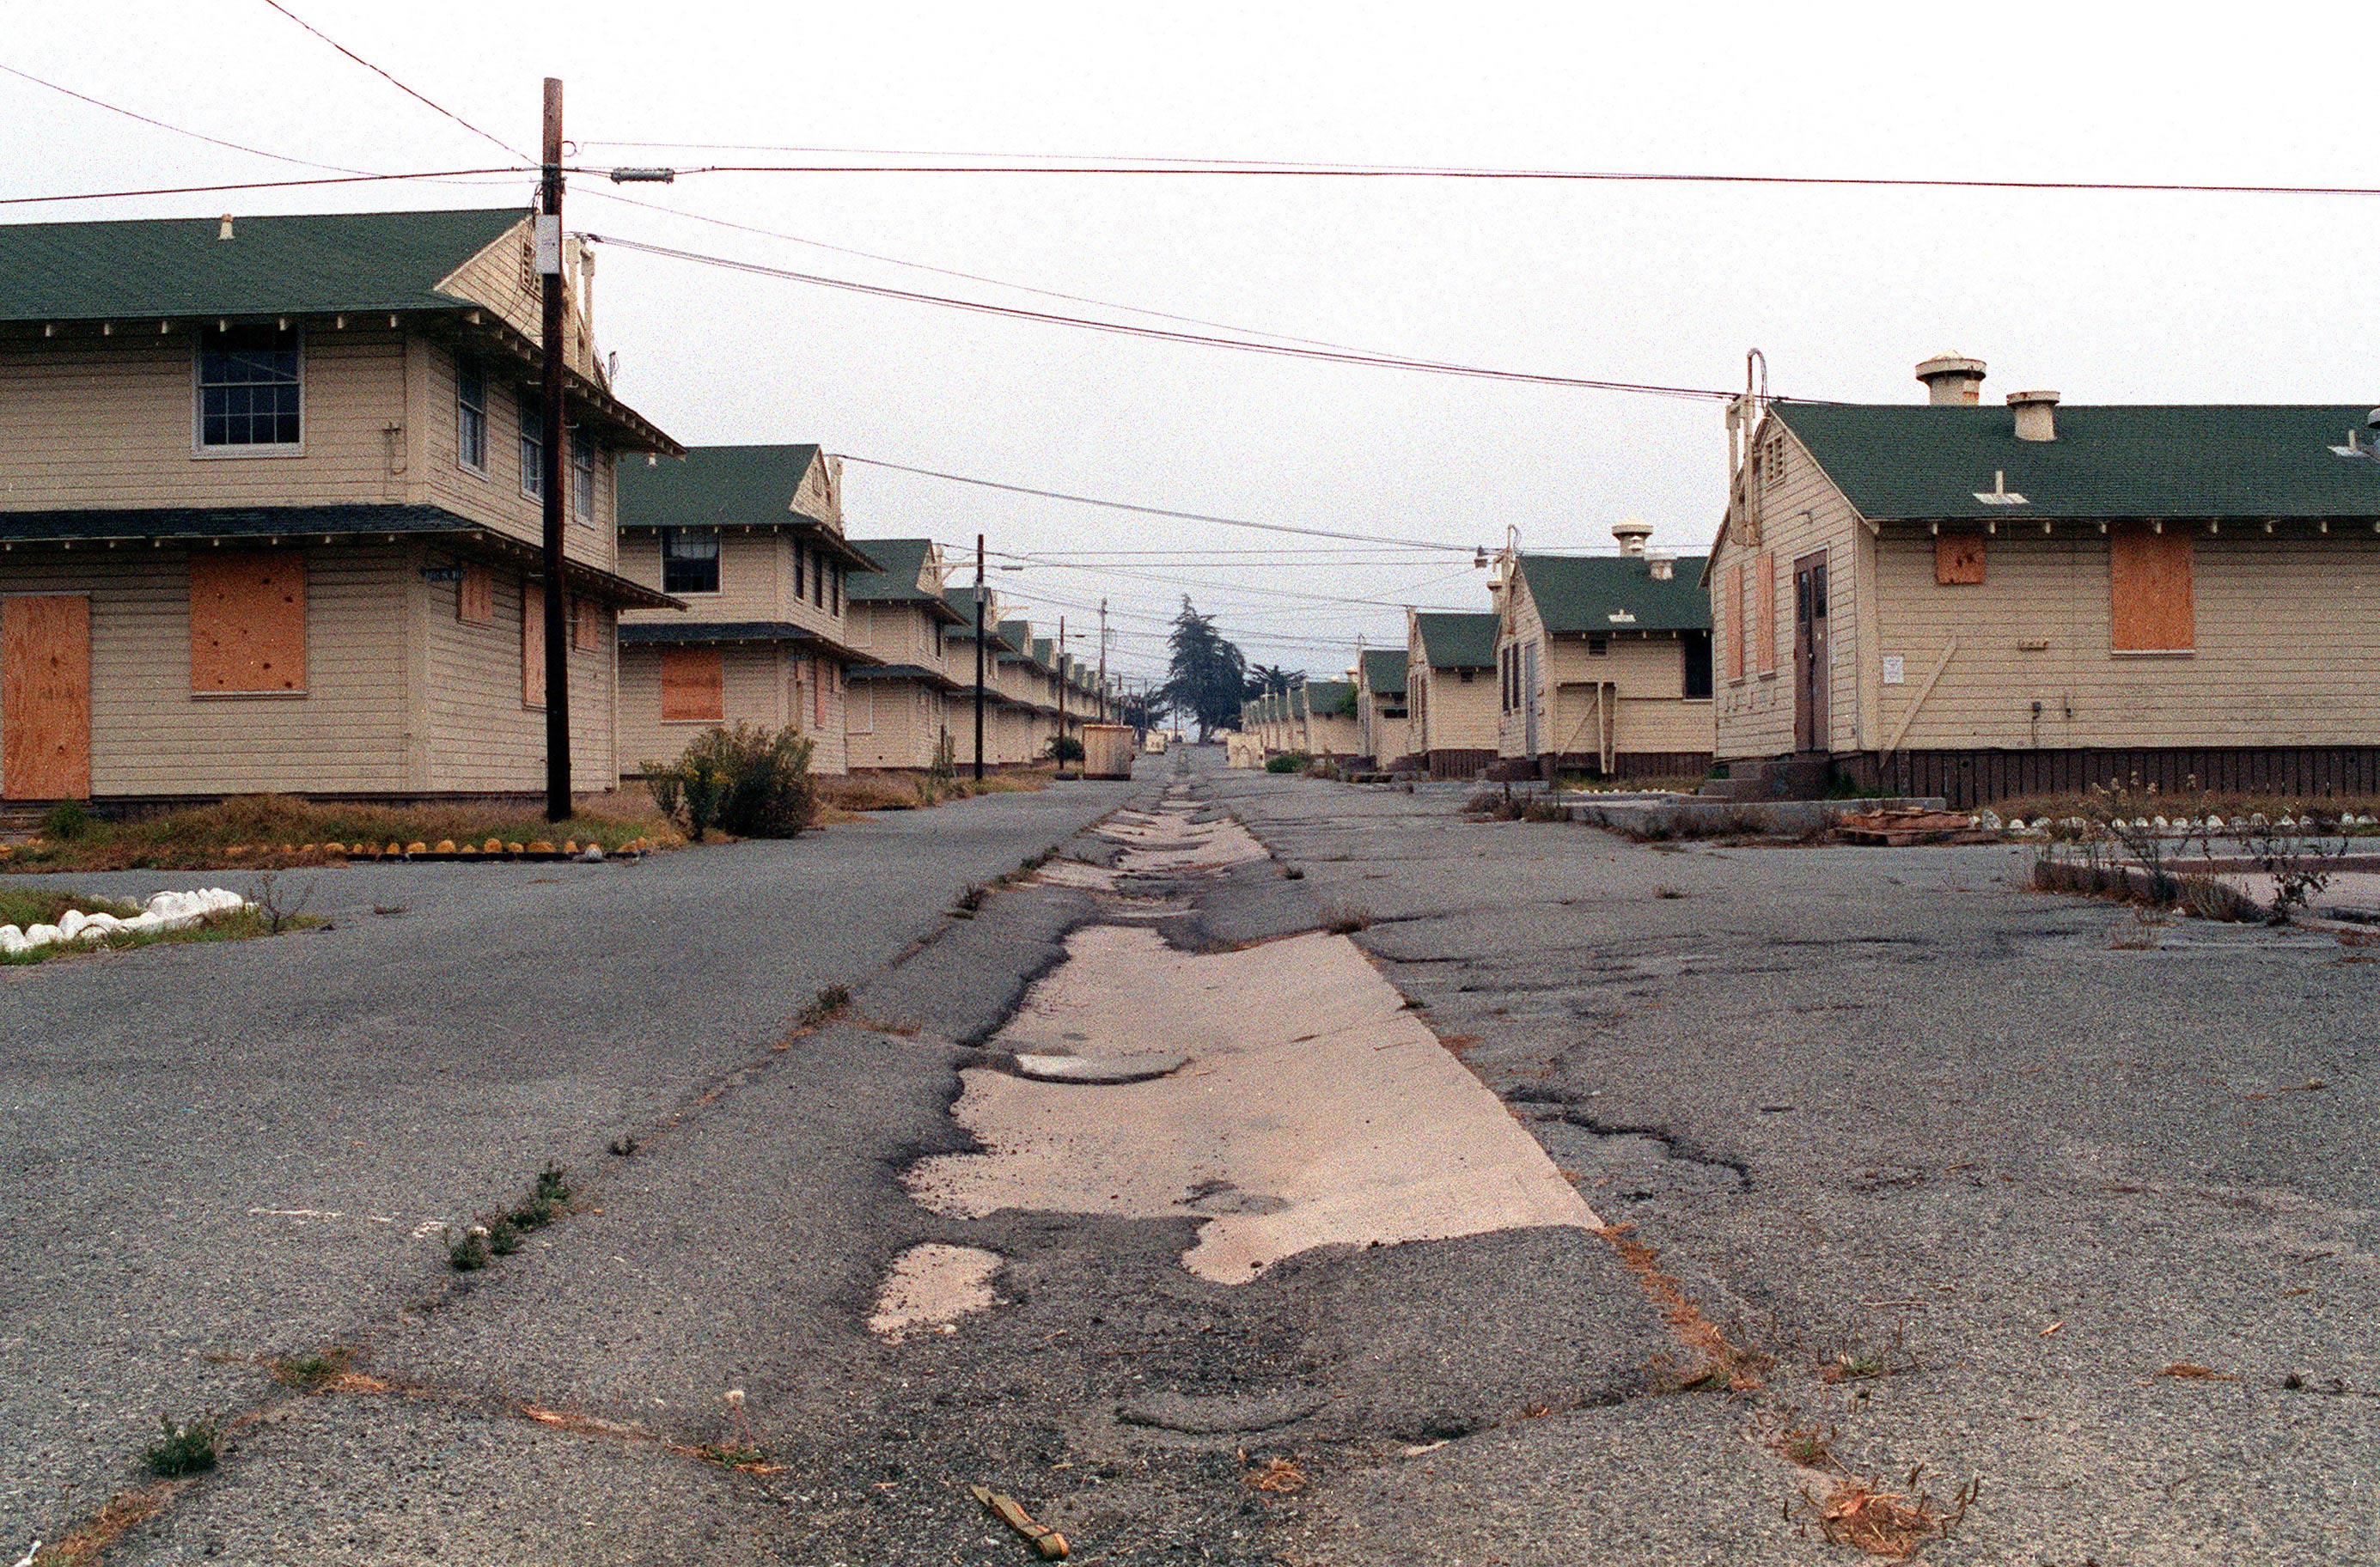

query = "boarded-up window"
[[190, 550, 306, 693], [660, 648, 723, 722], [458, 562, 493, 625], [1754, 552, 1778, 674], [522, 580, 545, 708], [3, 594, 91, 800], [2109, 527, 2194, 652], [848, 682, 874, 733], [571, 596, 600, 651], [1724, 564, 1744, 680], [1936, 535, 1986, 585]]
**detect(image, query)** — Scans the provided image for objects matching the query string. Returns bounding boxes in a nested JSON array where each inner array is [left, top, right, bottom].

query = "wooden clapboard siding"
[[848, 678, 949, 770], [419, 342, 617, 571], [1495, 571, 1545, 759], [0, 331, 406, 511], [0, 546, 409, 794], [1712, 418, 1867, 759], [1871, 524, 2380, 750], [1544, 636, 1712, 761], [2, 594, 92, 799], [419, 556, 614, 791], [1413, 663, 1498, 754]]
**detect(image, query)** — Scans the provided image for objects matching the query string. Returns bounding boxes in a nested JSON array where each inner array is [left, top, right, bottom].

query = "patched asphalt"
[[16, 749, 2370, 1564]]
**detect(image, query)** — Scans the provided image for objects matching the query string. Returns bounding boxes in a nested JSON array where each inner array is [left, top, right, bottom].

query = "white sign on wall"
[[1882, 655, 1906, 685]]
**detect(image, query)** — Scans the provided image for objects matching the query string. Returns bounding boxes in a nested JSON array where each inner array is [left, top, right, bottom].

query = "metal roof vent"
[[1916, 352, 1986, 405], [2008, 388, 2060, 441], [1646, 552, 1675, 581], [1611, 519, 1654, 556], [217, 215, 235, 241]]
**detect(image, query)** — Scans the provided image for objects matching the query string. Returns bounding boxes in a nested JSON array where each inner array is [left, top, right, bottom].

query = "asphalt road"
[[1210, 765, 2380, 1566], [2, 780, 1136, 1562], [10, 750, 2372, 1565]]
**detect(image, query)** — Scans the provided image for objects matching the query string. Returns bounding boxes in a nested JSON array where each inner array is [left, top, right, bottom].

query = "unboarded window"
[[190, 550, 306, 693], [1936, 535, 1986, 585], [2109, 527, 2194, 652], [660, 648, 724, 722]]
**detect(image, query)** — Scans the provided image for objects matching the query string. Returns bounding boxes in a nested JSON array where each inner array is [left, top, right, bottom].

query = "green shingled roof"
[[1516, 554, 1709, 635], [1360, 648, 1407, 697], [1772, 401, 2380, 522], [1413, 611, 1499, 668], [0, 208, 528, 323], [617, 445, 877, 570], [1305, 679, 1357, 717], [846, 538, 964, 620]]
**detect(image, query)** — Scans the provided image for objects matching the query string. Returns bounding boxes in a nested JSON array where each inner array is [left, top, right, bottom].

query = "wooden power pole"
[[538, 77, 571, 821], [973, 533, 986, 782]]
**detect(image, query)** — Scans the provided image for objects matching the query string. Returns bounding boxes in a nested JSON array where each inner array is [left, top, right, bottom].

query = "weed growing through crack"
[[608, 1135, 641, 1157], [1321, 902, 1372, 935], [1768, 1405, 1840, 1470], [448, 1227, 490, 1271], [1816, 1323, 1919, 1385], [951, 882, 988, 918], [270, 1346, 357, 1389], [485, 1219, 523, 1256], [142, 1415, 218, 1477], [1282, 866, 1305, 880], [534, 1162, 571, 1204], [797, 985, 851, 1028]]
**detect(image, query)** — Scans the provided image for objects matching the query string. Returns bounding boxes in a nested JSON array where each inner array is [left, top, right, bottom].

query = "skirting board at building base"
[[1830, 747, 2380, 811]]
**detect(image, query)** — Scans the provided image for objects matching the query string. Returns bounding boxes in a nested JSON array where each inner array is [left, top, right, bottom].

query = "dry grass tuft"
[[1248, 1455, 1308, 1493], [1803, 1471, 1978, 1559], [1595, 1223, 1772, 1393], [2158, 1362, 2238, 1381]]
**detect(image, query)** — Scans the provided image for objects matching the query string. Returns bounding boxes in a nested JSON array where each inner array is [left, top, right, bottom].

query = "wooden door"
[[1793, 553, 1829, 753], [3, 594, 93, 800]]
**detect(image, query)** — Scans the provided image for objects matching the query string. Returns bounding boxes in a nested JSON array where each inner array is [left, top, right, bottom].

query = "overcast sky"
[[7, 3, 2377, 686]]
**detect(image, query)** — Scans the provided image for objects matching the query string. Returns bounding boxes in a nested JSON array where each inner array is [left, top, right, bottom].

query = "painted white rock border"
[[0, 887, 251, 957]]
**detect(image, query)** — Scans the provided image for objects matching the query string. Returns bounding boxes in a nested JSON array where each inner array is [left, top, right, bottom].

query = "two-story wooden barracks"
[[0, 208, 680, 804]]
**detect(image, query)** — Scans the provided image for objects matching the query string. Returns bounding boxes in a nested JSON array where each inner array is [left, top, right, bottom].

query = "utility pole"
[[537, 77, 571, 822], [972, 533, 986, 782], [1058, 614, 1067, 751], [1097, 597, 1108, 719]]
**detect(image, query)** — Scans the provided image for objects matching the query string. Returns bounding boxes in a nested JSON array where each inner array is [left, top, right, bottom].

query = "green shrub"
[[40, 802, 93, 840], [1266, 752, 1310, 775], [143, 1414, 218, 1477], [1046, 735, 1085, 763], [645, 723, 817, 841]]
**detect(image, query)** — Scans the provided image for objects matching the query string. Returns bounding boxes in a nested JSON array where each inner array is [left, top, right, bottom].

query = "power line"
[[584, 234, 1733, 401], [259, 0, 529, 163], [579, 186, 1377, 358], [0, 61, 376, 174], [0, 166, 531, 209], [608, 150, 2380, 201], [860, 456, 1478, 552]]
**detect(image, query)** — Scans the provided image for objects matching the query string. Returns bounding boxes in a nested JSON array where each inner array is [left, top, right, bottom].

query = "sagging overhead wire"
[[858, 457, 1480, 552], [0, 61, 378, 175], [584, 234, 1734, 401], [0, 167, 534, 208], [259, 0, 530, 164]]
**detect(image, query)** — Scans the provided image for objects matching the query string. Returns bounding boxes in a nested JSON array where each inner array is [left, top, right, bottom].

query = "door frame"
[[1792, 552, 1830, 754]]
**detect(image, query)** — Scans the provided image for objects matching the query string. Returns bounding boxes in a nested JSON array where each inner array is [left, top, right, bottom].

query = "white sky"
[[6, 3, 2377, 686]]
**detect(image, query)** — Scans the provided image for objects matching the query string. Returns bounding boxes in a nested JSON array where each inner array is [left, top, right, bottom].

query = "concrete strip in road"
[[909, 924, 1598, 1282]]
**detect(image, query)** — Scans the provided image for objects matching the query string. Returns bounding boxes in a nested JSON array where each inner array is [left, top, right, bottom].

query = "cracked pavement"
[[6, 747, 2375, 1564]]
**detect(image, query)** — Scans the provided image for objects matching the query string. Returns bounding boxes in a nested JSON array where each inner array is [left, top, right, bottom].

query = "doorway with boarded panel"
[[3, 594, 93, 801], [1793, 552, 1829, 753]]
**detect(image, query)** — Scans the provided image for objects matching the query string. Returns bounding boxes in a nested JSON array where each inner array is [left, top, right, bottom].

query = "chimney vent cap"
[[1915, 352, 1987, 405], [217, 215, 234, 241], [1610, 519, 1655, 556], [2006, 388, 2061, 408]]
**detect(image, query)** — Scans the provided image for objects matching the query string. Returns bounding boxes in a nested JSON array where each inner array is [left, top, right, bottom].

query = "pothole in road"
[[868, 1243, 1004, 1342], [906, 924, 1599, 1283]]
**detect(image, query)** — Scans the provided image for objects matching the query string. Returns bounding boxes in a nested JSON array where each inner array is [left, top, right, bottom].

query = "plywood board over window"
[[458, 562, 493, 625], [190, 550, 306, 694], [1937, 534, 1986, 585], [1754, 551, 1779, 674], [660, 648, 724, 722], [3, 594, 91, 800], [1724, 564, 1744, 680], [2109, 527, 2194, 652], [571, 596, 600, 651], [522, 579, 546, 709]]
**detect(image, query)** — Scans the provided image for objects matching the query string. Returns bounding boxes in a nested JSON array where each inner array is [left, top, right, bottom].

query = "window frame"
[[660, 526, 723, 596], [518, 392, 546, 501], [456, 355, 489, 474], [571, 427, 597, 523], [192, 325, 305, 457]]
